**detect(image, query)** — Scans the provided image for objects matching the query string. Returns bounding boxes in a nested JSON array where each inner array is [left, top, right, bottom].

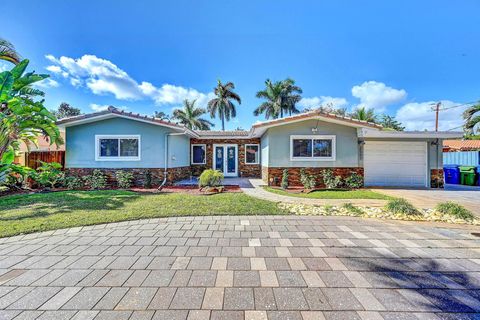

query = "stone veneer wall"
[[190, 138, 261, 178], [66, 167, 191, 187], [261, 166, 269, 183], [430, 168, 444, 188], [266, 167, 364, 187]]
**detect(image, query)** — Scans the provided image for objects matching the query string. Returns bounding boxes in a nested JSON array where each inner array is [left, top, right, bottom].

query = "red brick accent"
[[430, 168, 444, 188], [66, 167, 191, 187], [190, 138, 261, 178], [266, 167, 364, 187]]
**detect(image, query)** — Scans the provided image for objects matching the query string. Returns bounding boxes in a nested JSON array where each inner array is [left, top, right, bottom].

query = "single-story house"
[[57, 106, 462, 188]]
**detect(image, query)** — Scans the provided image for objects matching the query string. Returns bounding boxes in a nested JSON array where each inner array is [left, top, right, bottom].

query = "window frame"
[[191, 144, 207, 165], [95, 135, 141, 161], [290, 135, 336, 161], [244, 144, 260, 165]]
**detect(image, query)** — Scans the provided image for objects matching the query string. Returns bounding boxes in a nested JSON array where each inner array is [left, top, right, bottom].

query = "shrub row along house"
[[57, 106, 462, 188]]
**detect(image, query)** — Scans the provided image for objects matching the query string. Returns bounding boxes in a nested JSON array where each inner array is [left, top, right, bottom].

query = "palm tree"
[[349, 106, 377, 123], [173, 99, 214, 130], [0, 38, 20, 65], [254, 78, 302, 119], [463, 103, 480, 135], [207, 80, 241, 131]]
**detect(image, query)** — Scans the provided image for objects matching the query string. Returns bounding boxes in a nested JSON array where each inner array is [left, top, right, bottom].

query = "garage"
[[364, 141, 428, 187]]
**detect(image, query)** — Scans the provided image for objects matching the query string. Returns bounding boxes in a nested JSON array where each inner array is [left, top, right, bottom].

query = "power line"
[[429, 100, 478, 112]]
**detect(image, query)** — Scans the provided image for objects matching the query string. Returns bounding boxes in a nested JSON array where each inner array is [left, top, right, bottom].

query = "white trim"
[[358, 128, 463, 139], [95, 135, 141, 161], [213, 144, 238, 177], [191, 144, 207, 164], [290, 135, 336, 161], [244, 144, 260, 164], [425, 142, 429, 188]]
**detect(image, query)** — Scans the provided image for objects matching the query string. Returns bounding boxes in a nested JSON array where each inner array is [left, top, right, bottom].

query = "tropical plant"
[[345, 172, 364, 189], [281, 169, 289, 189], [435, 202, 474, 220], [300, 168, 316, 190], [82, 170, 107, 190], [207, 80, 241, 131], [115, 170, 134, 189], [384, 198, 419, 216], [143, 169, 153, 188], [0, 59, 62, 163], [153, 111, 171, 121], [254, 78, 302, 119], [349, 106, 377, 123], [463, 103, 480, 135], [51, 102, 81, 119], [31, 161, 64, 189], [173, 99, 214, 130], [1, 163, 34, 190], [379, 114, 404, 131], [64, 175, 83, 190], [322, 169, 342, 189], [198, 169, 224, 188], [0, 38, 20, 64]]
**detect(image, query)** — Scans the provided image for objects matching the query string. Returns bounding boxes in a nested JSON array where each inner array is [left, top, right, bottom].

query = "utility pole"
[[433, 102, 441, 132]]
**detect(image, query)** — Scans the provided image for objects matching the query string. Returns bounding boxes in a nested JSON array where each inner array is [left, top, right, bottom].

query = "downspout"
[[158, 132, 187, 191], [436, 138, 440, 188]]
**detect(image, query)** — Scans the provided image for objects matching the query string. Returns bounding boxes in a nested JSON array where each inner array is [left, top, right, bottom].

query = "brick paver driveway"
[[0, 216, 479, 320]]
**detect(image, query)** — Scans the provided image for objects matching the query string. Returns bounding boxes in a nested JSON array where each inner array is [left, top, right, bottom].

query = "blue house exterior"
[[58, 107, 462, 188]]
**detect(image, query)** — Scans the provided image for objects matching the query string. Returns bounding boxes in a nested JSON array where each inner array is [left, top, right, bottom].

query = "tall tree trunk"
[[221, 116, 225, 131]]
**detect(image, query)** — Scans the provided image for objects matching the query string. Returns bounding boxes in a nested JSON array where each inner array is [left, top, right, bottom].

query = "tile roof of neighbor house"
[[443, 139, 480, 151]]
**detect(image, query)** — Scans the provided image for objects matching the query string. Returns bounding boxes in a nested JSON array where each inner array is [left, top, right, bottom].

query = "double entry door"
[[213, 144, 238, 177]]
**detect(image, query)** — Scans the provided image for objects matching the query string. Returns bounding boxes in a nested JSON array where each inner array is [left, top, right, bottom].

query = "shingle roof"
[[251, 110, 383, 130], [443, 139, 480, 151], [56, 106, 186, 129]]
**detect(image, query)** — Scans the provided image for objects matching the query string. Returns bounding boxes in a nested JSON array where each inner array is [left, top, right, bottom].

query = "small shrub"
[[323, 204, 334, 214], [342, 202, 363, 216], [32, 161, 64, 189], [116, 170, 134, 189], [144, 169, 152, 188], [281, 169, 289, 189], [384, 198, 419, 216], [345, 172, 363, 189], [322, 169, 342, 189], [435, 202, 474, 220], [300, 169, 316, 190], [64, 176, 83, 190], [83, 169, 107, 190], [198, 169, 223, 188]]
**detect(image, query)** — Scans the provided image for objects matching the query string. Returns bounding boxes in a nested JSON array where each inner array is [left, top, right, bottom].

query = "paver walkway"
[[242, 179, 388, 207], [0, 216, 479, 319]]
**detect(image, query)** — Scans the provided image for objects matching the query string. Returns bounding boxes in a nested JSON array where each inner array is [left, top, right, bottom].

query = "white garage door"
[[364, 141, 427, 187]]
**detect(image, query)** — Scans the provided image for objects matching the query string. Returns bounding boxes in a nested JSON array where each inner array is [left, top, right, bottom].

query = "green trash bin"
[[459, 166, 476, 186]]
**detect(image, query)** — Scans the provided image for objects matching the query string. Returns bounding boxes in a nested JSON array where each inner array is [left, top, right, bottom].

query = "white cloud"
[[395, 100, 467, 131], [90, 103, 127, 112], [35, 78, 59, 89], [351, 81, 406, 111], [298, 96, 348, 109], [46, 54, 213, 106]]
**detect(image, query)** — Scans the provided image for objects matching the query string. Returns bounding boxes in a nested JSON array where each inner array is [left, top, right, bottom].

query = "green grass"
[[263, 187, 393, 200], [384, 198, 419, 216], [435, 202, 474, 220], [0, 190, 286, 238]]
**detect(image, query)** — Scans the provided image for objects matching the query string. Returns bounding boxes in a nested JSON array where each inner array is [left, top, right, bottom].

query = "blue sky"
[[2, 0, 479, 131]]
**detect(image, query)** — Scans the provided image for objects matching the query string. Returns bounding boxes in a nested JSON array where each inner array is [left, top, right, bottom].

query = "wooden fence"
[[25, 151, 65, 170]]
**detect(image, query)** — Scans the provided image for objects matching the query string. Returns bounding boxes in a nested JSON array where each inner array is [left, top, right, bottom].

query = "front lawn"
[[0, 190, 286, 238], [263, 187, 393, 200]]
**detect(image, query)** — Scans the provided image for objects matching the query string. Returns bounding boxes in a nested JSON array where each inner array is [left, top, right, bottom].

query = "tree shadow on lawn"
[[0, 190, 140, 221], [337, 247, 480, 315]]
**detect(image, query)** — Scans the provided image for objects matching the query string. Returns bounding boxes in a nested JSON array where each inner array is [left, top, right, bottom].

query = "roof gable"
[[57, 107, 199, 138]]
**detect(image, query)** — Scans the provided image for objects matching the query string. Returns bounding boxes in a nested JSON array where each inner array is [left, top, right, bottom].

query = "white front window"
[[290, 135, 336, 161], [95, 135, 141, 161]]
